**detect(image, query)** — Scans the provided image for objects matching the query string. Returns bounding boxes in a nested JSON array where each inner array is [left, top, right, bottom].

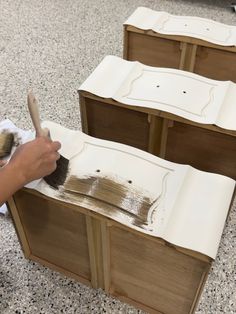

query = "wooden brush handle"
[[27, 91, 49, 137]]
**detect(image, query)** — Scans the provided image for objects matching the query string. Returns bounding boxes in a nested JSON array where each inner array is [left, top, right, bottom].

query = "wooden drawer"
[[8, 189, 211, 314], [8, 121, 234, 313], [124, 7, 236, 82], [79, 55, 236, 179]]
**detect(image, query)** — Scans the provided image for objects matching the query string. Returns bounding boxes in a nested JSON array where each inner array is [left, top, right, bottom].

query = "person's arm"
[[0, 136, 61, 206]]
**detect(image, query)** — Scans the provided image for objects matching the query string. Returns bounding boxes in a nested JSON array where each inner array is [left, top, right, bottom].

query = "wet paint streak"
[[63, 175, 155, 226], [64, 189, 149, 228]]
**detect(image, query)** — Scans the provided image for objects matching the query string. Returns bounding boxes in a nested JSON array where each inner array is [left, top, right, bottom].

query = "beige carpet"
[[0, 0, 235, 313]]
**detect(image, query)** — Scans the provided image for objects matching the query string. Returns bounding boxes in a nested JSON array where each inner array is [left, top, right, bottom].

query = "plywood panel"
[[126, 31, 181, 68], [110, 226, 208, 314], [14, 190, 91, 279], [165, 122, 236, 180], [85, 97, 150, 151], [194, 46, 236, 82]]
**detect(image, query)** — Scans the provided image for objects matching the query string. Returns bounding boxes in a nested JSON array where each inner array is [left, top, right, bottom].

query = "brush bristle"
[[44, 155, 69, 189], [0, 133, 14, 158]]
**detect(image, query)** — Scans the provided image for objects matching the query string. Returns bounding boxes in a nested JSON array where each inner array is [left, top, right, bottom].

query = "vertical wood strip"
[[101, 221, 111, 293], [79, 93, 89, 133], [159, 118, 170, 158], [148, 114, 164, 156], [93, 218, 104, 288], [7, 196, 31, 258], [189, 265, 211, 314], [85, 215, 98, 288], [182, 43, 198, 72], [189, 44, 198, 72], [179, 42, 187, 70], [123, 26, 129, 60]]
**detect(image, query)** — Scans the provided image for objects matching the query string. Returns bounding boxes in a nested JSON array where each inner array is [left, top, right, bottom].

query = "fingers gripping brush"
[[27, 92, 69, 189]]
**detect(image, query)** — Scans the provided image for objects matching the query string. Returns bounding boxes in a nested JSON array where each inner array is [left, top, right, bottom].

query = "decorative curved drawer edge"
[[78, 55, 236, 131], [24, 120, 235, 260], [124, 7, 236, 47]]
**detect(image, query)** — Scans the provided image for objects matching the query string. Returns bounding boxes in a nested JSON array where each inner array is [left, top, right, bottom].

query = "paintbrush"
[[27, 91, 69, 188], [0, 133, 14, 159]]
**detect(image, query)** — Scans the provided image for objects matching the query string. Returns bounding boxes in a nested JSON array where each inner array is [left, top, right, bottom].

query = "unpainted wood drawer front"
[[194, 46, 236, 82], [85, 97, 150, 151], [110, 226, 208, 314], [14, 190, 91, 280], [127, 31, 181, 68], [165, 122, 236, 180]]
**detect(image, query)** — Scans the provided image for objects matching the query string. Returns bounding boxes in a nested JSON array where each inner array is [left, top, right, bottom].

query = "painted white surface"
[[79, 55, 236, 131], [163, 168, 234, 258], [124, 7, 236, 46], [217, 82, 236, 130], [38, 121, 235, 259]]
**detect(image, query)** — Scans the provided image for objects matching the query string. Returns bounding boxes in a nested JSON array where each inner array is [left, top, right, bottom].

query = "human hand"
[[7, 136, 61, 185]]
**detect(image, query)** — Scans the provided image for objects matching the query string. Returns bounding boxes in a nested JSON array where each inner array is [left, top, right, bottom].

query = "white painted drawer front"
[[79, 55, 236, 131], [124, 7, 236, 46]]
